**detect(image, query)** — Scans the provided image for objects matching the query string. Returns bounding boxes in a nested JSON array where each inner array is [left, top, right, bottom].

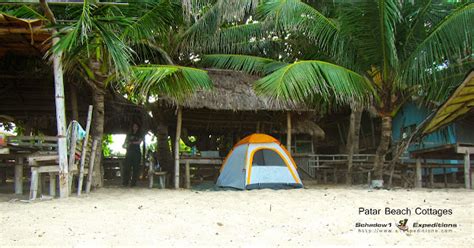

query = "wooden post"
[[367, 171, 371, 186], [67, 121, 78, 194], [185, 161, 191, 189], [14, 156, 23, 194], [86, 139, 98, 193], [471, 169, 474, 190], [148, 161, 154, 189], [442, 168, 447, 188], [49, 173, 56, 197], [52, 35, 69, 198], [77, 105, 93, 196], [29, 168, 39, 200], [464, 151, 470, 189], [415, 157, 422, 188], [70, 84, 79, 121], [287, 112, 292, 154], [174, 107, 182, 189], [429, 168, 434, 188], [142, 135, 146, 179]]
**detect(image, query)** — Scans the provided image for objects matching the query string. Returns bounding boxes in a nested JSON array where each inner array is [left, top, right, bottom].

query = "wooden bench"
[[28, 106, 95, 199]]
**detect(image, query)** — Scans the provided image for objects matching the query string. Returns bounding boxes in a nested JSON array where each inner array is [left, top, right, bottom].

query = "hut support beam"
[[415, 158, 422, 188], [70, 85, 78, 121], [174, 108, 182, 189], [464, 151, 470, 189], [429, 168, 434, 188], [287, 112, 291, 154], [443, 168, 448, 188], [14, 156, 23, 194], [52, 36, 69, 198]]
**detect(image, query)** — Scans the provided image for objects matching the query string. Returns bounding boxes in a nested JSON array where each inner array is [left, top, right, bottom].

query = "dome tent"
[[217, 134, 303, 190]]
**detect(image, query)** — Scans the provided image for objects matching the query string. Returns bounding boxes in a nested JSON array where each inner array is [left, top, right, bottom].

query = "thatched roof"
[[0, 14, 51, 58], [292, 120, 325, 139], [157, 69, 312, 112]]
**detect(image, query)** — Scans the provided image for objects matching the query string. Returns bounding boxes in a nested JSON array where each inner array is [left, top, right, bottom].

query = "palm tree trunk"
[[346, 106, 362, 185], [156, 122, 173, 172], [91, 89, 105, 188], [373, 116, 392, 184]]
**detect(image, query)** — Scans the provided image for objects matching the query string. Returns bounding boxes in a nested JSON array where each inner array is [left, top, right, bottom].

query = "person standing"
[[122, 122, 143, 187]]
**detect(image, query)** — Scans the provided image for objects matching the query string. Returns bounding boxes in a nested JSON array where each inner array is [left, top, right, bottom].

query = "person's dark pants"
[[123, 148, 141, 186]]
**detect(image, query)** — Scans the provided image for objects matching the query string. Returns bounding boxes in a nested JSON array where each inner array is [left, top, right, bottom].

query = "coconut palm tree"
[[199, 0, 473, 186], [4, 0, 213, 187], [110, 0, 266, 173]]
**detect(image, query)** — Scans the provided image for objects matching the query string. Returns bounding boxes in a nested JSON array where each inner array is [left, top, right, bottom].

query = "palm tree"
[[110, 0, 266, 174], [199, 0, 473, 186], [4, 0, 213, 187]]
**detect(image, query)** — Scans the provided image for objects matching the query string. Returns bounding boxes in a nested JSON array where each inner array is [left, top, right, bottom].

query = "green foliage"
[[0, 5, 45, 19], [254, 60, 374, 106], [43, 0, 212, 101], [129, 65, 213, 102], [402, 3, 473, 89], [102, 134, 113, 157], [52, 0, 135, 76], [201, 54, 283, 75], [199, 0, 473, 114]]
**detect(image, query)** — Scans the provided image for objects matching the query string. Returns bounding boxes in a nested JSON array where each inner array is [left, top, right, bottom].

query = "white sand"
[[0, 185, 472, 247]]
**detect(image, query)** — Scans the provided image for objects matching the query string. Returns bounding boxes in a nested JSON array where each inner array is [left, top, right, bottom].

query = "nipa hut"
[[148, 69, 325, 186]]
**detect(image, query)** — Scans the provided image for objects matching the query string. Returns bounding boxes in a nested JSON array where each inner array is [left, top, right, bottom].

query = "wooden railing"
[[7, 136, 58, 150]]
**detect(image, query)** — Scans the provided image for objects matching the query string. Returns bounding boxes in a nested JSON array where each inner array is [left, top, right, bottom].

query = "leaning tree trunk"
[[346, 106, 362, 185], [91, 89, 105, 188], [373, 116, 392, 184]]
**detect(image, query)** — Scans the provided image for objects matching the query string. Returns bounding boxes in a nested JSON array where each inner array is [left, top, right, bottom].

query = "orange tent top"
[[235, 133, 280, 147]]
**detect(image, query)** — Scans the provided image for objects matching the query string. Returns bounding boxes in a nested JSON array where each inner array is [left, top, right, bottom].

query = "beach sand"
[[0, 183, 472, 247]]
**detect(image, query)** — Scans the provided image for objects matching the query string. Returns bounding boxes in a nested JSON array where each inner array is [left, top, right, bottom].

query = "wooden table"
[[179, 158, 223, 189], [0, 136, 58, 195]]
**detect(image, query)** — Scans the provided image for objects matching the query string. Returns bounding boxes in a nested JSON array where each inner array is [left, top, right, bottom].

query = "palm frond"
[[180, 2, 220, 50], [219, 0, 260, 23], [417, 62, 474, 105], [181, 0, 260, 52], [93, 18, 134, 74], [402, 3, 473, 88], [338, 0, 401, 78], [201, 54, 283, 75], [130, 65, 213, 102], [52, 1, 134, 76], [401, 0, 469, 44], [377, 0, 402, 78], [254, 60, 373, 106], [256, 0, 351, 64], [182, 0, 258, 24], [193, 22, 271, 54], [52, 0, 95, 54], [0, 5, 45, 20], [181, 0, 214, 23], [122, 0, 178, 43]]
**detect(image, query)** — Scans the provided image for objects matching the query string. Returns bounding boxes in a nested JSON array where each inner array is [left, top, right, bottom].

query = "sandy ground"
[[0, 183, 472, 247]]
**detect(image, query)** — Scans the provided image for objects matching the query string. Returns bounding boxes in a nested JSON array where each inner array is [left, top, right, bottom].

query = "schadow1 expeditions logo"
[[396, 219, 409, 232]]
